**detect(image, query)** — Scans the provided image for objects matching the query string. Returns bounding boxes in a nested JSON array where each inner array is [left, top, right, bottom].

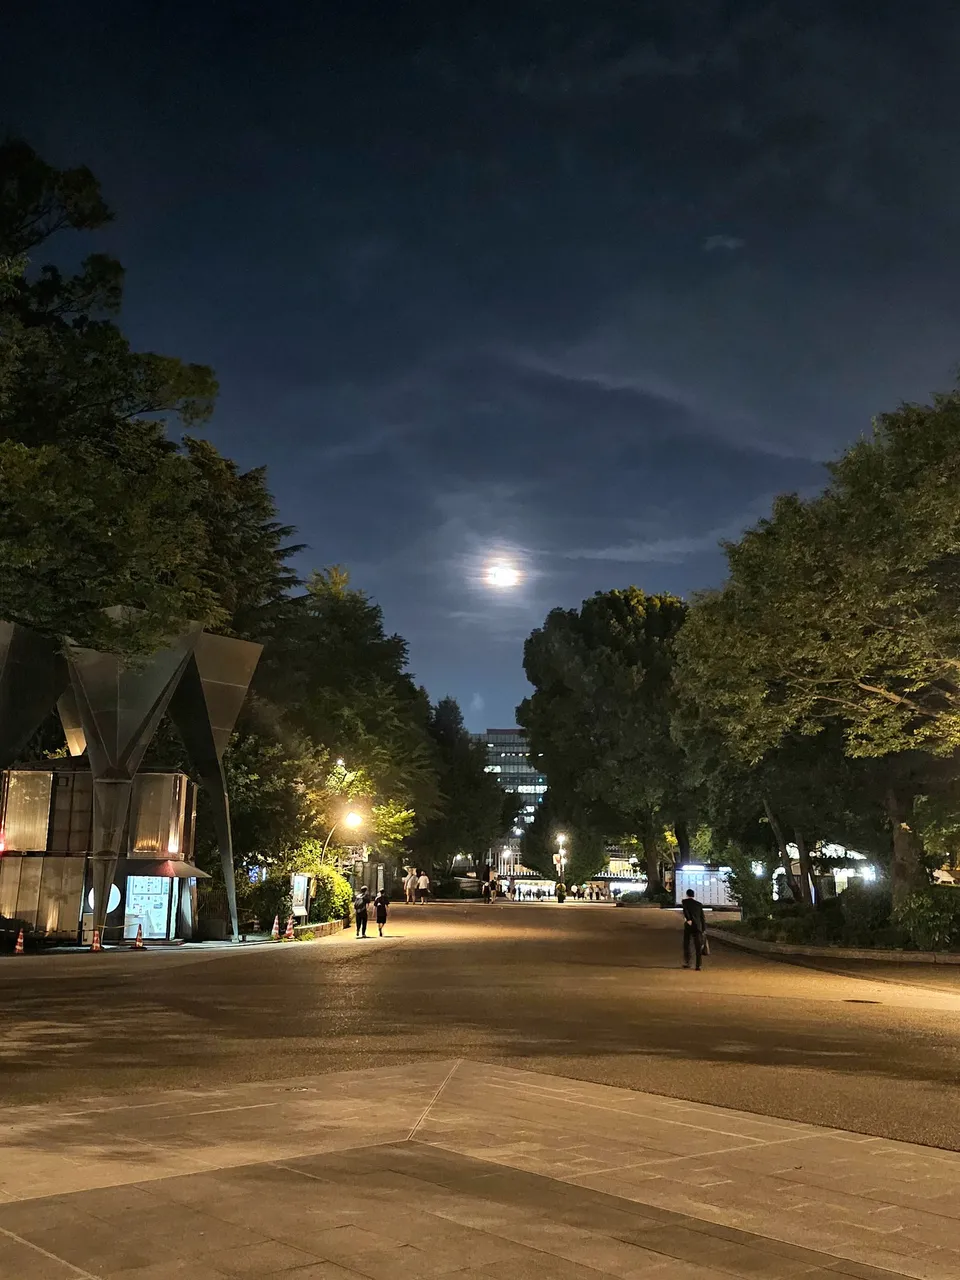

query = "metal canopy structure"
[[168, 633, 263, 941], [0, 618, 261, 942]]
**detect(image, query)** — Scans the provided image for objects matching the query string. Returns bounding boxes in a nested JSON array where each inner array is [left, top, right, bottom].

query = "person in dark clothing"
[[682, 888, 706, 969], [354, 886, 370, 938], [482, 879, 491, 903], [373, 889, 389, 936]]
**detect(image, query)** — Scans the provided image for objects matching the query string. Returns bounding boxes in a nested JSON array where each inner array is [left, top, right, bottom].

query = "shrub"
[[839, 882, 893, 945], [308, 866, 353, 923], [617, 891, 646, 906], [894, 887, 960, 951], [242, 879, 292, 929]]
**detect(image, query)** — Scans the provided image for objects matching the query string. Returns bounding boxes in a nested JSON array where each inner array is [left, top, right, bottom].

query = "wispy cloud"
[[703, 234, 745, 252], [560, 497, 790, 565]]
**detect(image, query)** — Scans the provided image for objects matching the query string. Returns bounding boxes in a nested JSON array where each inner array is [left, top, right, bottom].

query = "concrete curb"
[[711, 926, 960, 965], [292, 920, 344, 942]]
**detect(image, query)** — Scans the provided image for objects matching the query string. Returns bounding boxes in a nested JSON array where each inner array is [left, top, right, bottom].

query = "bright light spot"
[[87, 884, 122, 913], [336, 757, 345, 767], [344, 811, 363, 830], [861, 866, 876, 882], [751, 861, 765, 877], [556, 832, 567, 845], [485, 561, 522, 589]]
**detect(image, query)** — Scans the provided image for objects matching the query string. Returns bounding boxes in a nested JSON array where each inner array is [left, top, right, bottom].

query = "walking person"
[[354, 885, 370, 938], [682, 888, 707, 970], [482, 879, 492, 904], [403, 868, 417, 904], [374, 888, 389, 936], [416, 869, 431, 903]]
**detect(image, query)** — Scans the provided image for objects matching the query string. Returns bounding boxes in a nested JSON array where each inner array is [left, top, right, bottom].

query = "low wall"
[[711, 925, 960, 965], [291, 920, 344, 942]]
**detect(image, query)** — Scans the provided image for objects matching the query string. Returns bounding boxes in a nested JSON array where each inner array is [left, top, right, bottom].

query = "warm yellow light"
[[556, 832, 567, 846], [344, 811, 363, 830], [486, 561, 521, 588]]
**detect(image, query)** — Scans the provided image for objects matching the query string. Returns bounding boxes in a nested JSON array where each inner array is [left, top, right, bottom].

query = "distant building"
[[472, 728, 546, 878]]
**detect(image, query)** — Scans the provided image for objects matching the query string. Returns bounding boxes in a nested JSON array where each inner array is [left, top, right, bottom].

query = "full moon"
[[485, 561, 522, 589]]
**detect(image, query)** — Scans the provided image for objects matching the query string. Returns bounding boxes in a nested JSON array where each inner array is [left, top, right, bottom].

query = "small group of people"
[[402, 868, 431, 903], [352, 885, 390, 938]]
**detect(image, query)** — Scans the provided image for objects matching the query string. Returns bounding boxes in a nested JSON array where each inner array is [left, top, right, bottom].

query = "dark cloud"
[[4, 0, 960, 725]]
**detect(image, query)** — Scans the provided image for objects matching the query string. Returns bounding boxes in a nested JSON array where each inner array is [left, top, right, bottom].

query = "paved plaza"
[[3, 1058, 960, 1279], [3, 906, 960, 1278]]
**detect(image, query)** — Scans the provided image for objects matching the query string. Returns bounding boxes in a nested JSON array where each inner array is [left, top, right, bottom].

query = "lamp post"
[[321, 810, 364, 864], [556, 832, 567, 889]]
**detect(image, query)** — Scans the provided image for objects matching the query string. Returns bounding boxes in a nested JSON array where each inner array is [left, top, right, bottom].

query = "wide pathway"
[[3, 904, 960, 1146], [4, 906, 960, 1277], [3, 1057, 960, 1278]]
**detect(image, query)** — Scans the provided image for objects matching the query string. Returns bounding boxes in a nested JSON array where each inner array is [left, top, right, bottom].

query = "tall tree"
[[0, 140, 303, 657], [409, 697, 514, 878], [258, 567, 439, 818], [519, 589, 689, 892], [675, 390, 960, 902]]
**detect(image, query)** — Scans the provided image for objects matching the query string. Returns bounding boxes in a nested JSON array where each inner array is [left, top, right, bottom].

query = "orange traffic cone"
[[284, 915, 295, 941], [271, 915, 280, 940], [14, 927, 24, 955], [132, 924, 145, 951], [90, 928, 103, 953]]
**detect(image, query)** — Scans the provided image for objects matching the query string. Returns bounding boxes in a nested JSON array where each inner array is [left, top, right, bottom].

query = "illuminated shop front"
[[0, 763, 208, 943]]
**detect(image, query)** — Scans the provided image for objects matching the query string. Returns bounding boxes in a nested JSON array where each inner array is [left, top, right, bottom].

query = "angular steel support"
[[57, 686, 87, 757], [66, 626, 202, 933], [168, 634, 262, 942]]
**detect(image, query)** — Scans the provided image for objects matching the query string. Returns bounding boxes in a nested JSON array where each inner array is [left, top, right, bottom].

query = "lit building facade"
[[0, 762, 205, 942], [474, 728, 546, 877]]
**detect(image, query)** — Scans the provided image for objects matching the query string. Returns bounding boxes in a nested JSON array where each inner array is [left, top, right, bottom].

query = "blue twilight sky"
[[5, 1, 960, 727]]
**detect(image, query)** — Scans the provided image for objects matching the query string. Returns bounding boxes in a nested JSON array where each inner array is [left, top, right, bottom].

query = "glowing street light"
[[321, 810, 364, 860]]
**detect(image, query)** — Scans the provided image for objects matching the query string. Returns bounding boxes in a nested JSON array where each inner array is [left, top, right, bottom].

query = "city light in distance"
[[485, 560, 522, 589]]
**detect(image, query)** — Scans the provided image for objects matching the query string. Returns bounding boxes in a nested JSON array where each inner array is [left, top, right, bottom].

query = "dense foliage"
[[0, 140, 508, 896], [521, 387, 960, 940]]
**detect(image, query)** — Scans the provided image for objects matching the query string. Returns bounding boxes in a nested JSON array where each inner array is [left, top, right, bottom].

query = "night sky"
[[5, 2, 960, 727]]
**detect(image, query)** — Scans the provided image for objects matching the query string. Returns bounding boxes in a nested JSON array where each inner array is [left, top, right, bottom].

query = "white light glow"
[[485, 561, 522, 589]]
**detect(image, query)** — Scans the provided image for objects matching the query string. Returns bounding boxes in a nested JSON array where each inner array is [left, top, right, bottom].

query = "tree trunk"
[[794, 831, 816, 906], [762, 795, 803, 902], [642, 831, 663, 896], [673, 819, 691, 863], [885, 788, 927, 908]]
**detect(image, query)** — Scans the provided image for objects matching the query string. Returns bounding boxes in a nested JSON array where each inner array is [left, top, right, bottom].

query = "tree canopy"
[[519, 588, 689, 890]]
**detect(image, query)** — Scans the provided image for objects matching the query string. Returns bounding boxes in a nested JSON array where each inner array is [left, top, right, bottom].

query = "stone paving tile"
[[2, 1059, 951, 1280]]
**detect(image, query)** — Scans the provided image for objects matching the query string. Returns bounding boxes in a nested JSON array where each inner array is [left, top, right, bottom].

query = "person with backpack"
[[373, 888, 389, 936], [354, 885, 370, 938]]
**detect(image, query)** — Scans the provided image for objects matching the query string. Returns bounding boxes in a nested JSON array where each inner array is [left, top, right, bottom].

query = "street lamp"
[[556, 832, 567, 879], [321, 810, 364, 862]]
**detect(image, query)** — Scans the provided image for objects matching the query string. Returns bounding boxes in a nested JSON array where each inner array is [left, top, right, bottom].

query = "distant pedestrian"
[[403, 869, 418, 903], [354, 886, 370, 938], [416, 870, 431, 903], [556, 881, 566, 904], [682, 888, 706, 970], [374, 889, 389, 936], [482, 880, 492, 904]]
